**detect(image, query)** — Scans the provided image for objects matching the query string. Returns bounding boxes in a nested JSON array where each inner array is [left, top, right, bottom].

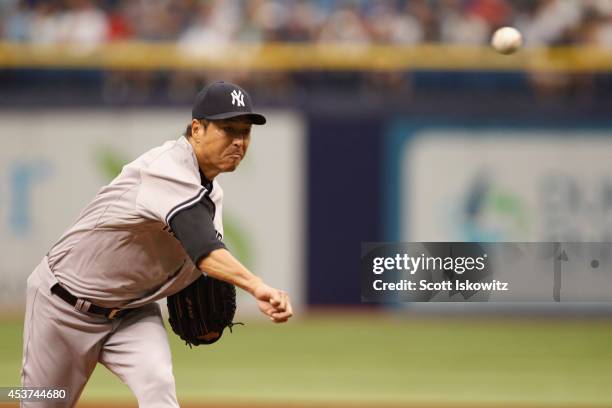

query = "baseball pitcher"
[[20, 81, 293, 407]]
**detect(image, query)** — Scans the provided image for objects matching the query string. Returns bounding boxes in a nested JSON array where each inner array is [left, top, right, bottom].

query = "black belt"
[[51, 283, 130, 320]]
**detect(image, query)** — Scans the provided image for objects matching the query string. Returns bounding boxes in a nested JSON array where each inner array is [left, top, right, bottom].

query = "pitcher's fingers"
[[269, 291, 281, 306], [270, 311, 292, 323], [274, 293, 291, 315], [285, 298, 293, 316], [276, 292, 288, 312], [271, 307, 293, 321]]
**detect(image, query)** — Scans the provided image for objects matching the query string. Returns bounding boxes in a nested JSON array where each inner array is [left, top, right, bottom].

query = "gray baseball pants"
[[20, 259, 180, 408]]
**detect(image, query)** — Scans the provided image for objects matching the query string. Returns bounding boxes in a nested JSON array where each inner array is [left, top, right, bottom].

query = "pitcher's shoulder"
[[127, 138, 199, 180]]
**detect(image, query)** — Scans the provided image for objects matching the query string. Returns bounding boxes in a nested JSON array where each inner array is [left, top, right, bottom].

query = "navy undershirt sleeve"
[[169, 197, 226, 266]]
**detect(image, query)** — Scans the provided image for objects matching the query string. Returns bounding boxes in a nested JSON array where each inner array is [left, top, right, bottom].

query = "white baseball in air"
[[491, 26, 522, 55]]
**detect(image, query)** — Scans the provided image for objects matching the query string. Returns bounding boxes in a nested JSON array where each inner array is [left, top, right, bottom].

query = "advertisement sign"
[[386, 125, 612, 243]]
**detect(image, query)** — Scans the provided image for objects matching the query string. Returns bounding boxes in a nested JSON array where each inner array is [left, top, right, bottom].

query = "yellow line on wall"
[[0, 42, 611, 72]]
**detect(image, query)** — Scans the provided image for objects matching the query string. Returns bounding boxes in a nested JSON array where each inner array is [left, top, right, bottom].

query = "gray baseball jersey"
[[21, 135, 226, 407], [48, 135, 225, 308]]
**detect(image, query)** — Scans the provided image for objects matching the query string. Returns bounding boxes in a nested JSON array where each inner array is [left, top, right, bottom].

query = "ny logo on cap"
[[231, 89, 245, 107]]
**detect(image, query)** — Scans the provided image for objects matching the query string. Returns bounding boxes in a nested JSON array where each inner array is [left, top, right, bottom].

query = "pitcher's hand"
[[253, 283, 293, 323]]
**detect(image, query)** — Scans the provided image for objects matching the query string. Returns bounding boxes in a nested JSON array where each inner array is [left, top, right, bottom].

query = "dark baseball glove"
[[167, 274, 241, 347]]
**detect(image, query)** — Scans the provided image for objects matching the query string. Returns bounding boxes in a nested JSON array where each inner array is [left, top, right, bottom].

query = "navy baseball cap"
[[192, 81, 266, 125]]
